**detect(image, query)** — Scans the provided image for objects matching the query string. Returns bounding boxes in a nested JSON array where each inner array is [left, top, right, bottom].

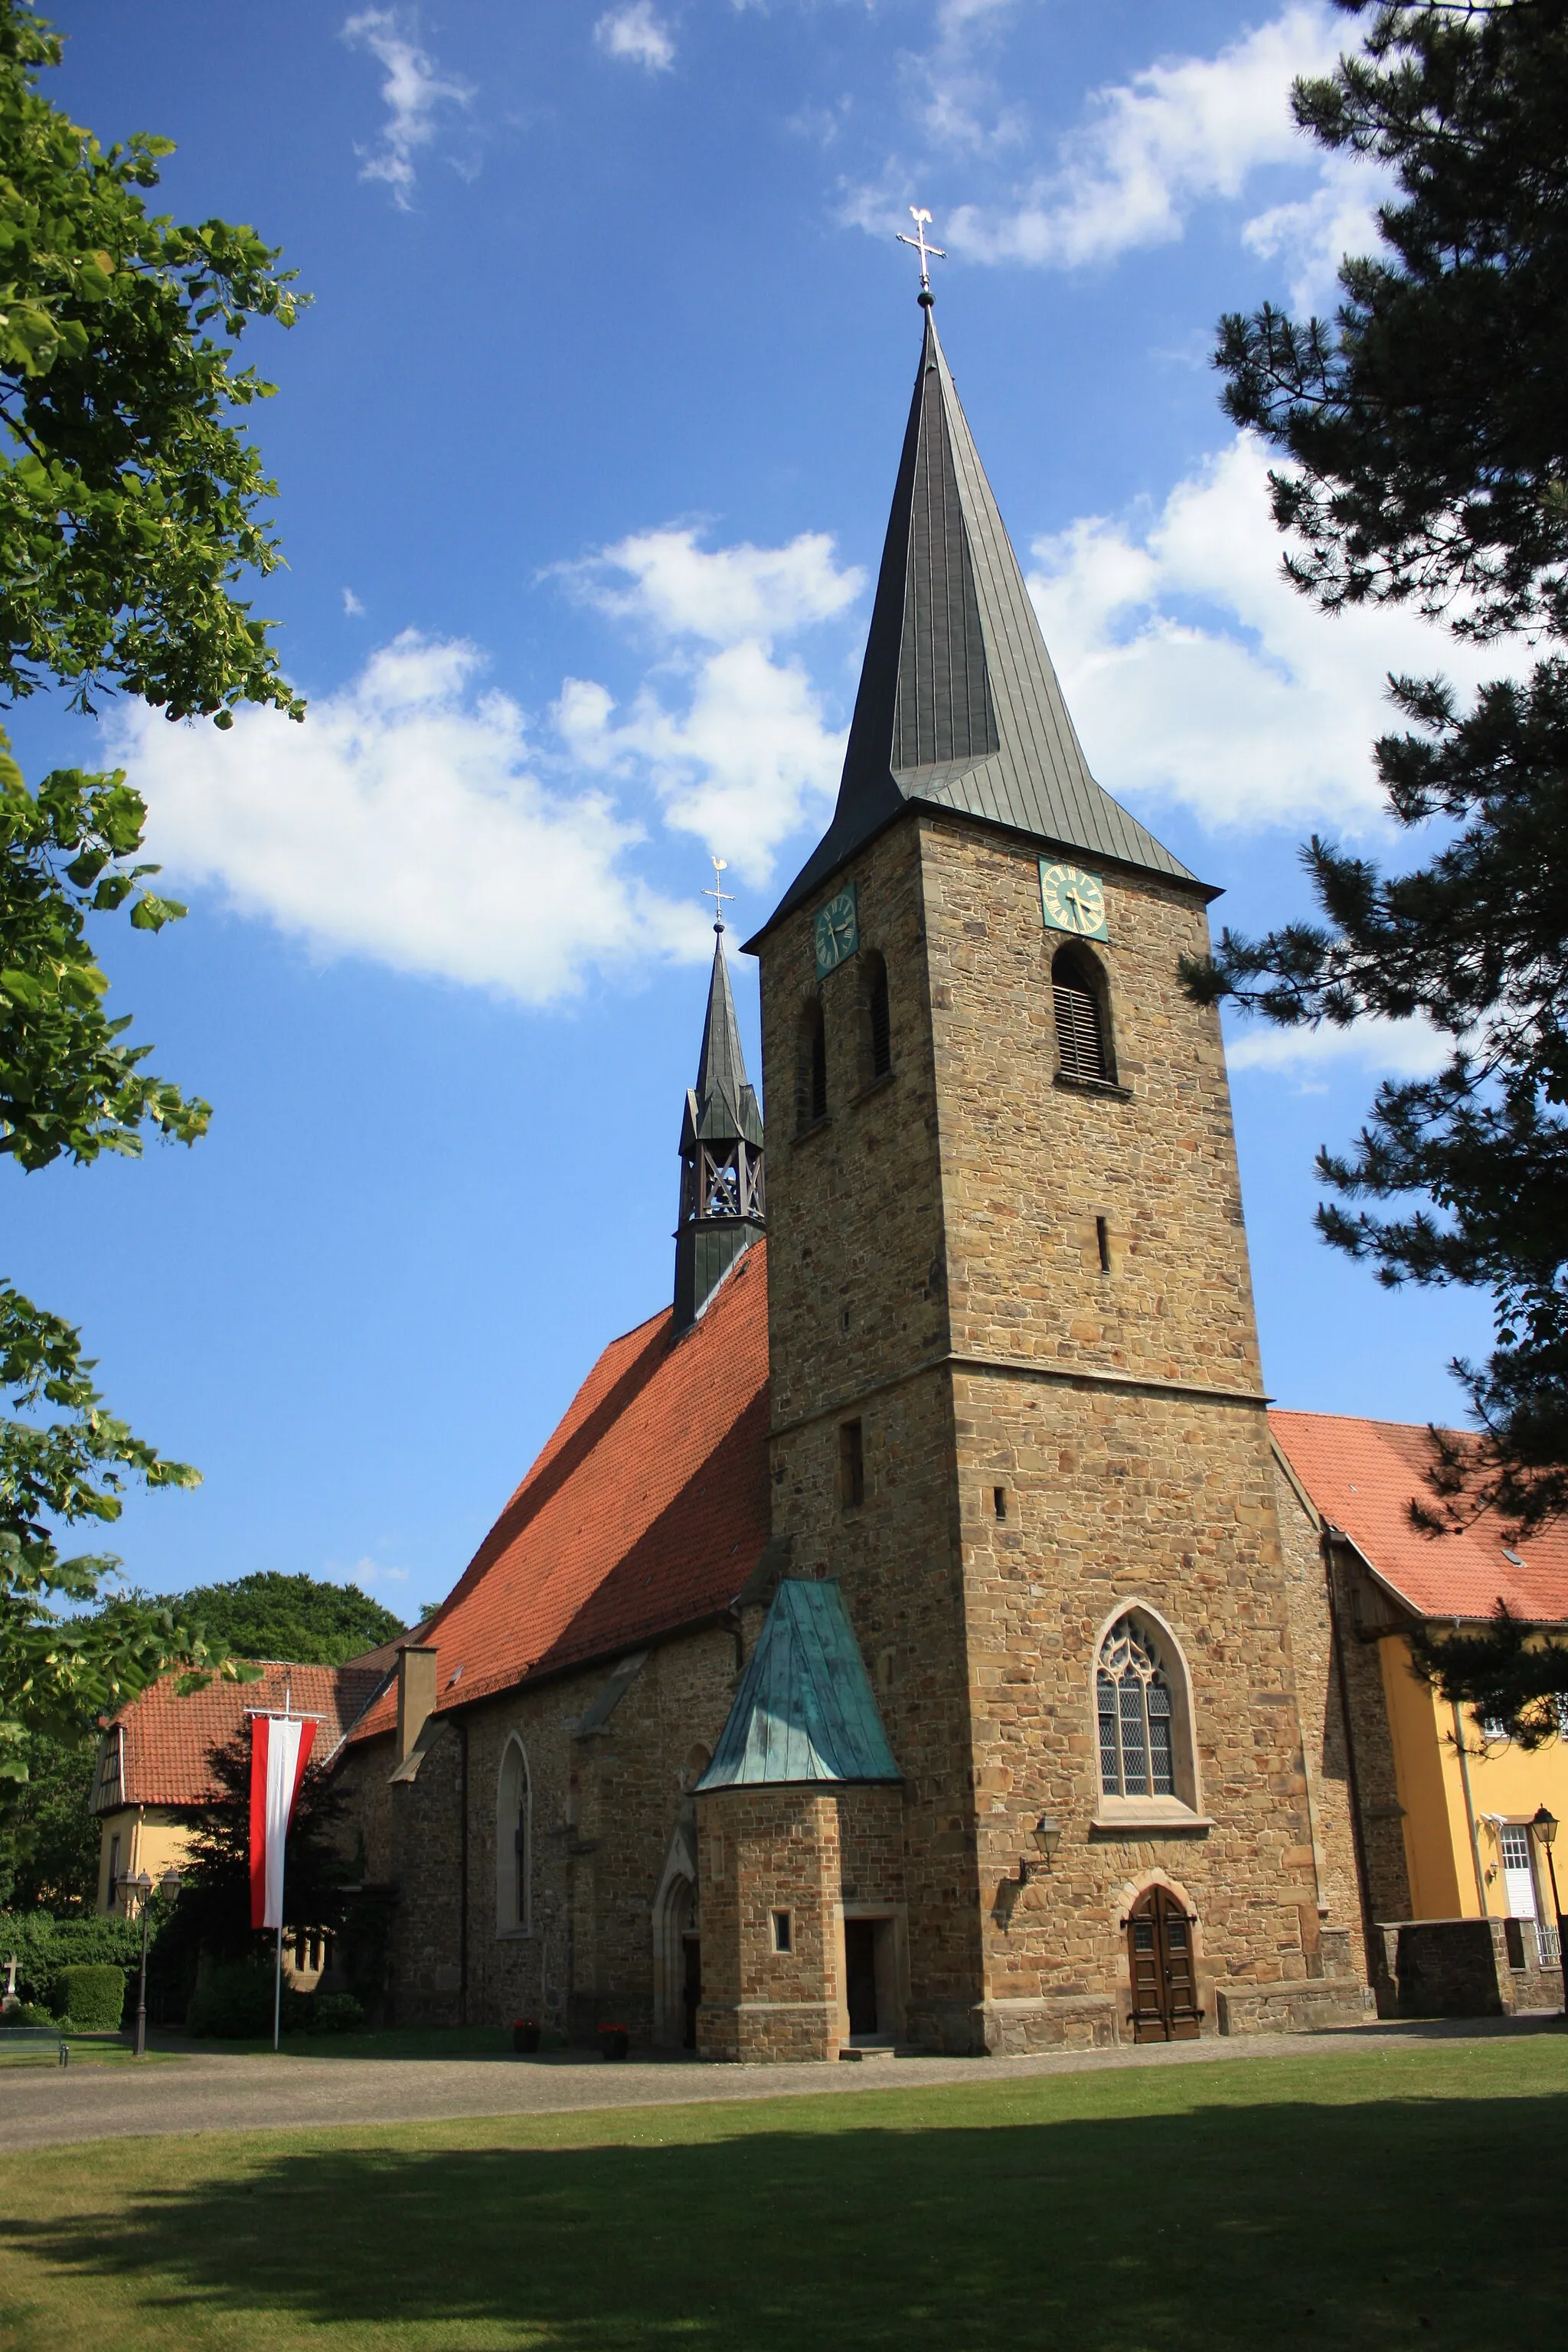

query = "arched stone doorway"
[[1126, 1886, 1203, 2042], [653, 1862, 699, 2047]]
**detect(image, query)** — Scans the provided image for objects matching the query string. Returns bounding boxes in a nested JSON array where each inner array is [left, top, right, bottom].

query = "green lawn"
[[0, 2038, 174, 2069], [2, 2038, 1564, 2350]]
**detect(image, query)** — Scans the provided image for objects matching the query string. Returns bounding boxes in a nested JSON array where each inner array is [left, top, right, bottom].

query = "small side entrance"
[[1126, 1886, 1203, 2042], [681, 1935, 701, 2051], [844, 1919, 880, 2037]]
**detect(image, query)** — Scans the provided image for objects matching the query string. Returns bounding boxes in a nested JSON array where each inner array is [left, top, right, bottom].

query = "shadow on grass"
[[5, 2086, 1567, 2350], [157, 2026, 531, 2063]]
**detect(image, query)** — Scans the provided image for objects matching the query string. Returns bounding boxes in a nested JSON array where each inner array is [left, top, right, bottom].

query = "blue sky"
[[8, 0, 1494, 1615]]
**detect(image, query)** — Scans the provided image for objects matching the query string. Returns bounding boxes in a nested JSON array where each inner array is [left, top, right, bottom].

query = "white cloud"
[[109, 524, 864, 1001], [1243, 148, 1388, 312], [1026, 433, 1509, 837], [342, 587, 365, 617], [556, 639, 847, 883], [1226, 1013, 1449, 1082], [594, 4, 676, 73], [115, 633, 703, 1007], [930, 4, 1355, 270], [555, 525, 863, 880], [333, 1555, 411, 1587], [341, 10, 475, 208], [912, 0, 1027, 156], [568, 526, 863, 645]]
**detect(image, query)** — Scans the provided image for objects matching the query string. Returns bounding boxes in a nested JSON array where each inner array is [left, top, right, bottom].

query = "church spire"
[[753, 263, 1200, 941], [673, 877, 765, 1334]]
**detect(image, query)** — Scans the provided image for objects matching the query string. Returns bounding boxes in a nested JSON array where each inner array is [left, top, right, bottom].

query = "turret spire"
[[674, 875, 765, 1334]]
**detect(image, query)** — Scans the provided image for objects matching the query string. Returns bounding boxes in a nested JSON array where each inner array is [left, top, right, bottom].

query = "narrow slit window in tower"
[[840, 1418, 865, 1509], [1096, 1216, 1111, 1273]]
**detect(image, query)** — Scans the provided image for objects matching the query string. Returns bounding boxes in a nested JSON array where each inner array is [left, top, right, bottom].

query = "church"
[[326, 282, 1381, 2059]]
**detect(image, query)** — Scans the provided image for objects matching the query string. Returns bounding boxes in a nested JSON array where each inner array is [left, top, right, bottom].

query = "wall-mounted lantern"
[[1018, 1814, 1062, 1885]]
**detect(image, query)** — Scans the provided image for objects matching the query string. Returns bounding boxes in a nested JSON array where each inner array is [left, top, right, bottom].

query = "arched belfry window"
[[1053, 946, 1112, 1086], [498, 1737, 531, 1933], [864, 952, 891, 1081], [800, 998, 828, 1127], [1097, 1616, 1176, 1799]]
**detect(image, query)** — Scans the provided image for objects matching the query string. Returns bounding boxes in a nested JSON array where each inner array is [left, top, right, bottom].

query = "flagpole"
[[273, 1686, 289, 2054]]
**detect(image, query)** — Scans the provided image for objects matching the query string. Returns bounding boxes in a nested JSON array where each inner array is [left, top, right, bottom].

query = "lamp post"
[[118, 1864, 182, 2057], [1531, 1806, 1565, 2020]]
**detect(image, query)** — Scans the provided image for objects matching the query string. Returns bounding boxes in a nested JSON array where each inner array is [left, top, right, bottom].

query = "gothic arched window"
[[1052, 946, 1112, 1086], [864, 952, 891, 1081], [1096, 1616, 1175, 1798], [498, 1736, 531, 1933]]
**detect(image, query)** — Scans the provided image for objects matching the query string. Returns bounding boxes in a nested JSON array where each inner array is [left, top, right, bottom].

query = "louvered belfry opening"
[[1053, 947, 1109, 1085]]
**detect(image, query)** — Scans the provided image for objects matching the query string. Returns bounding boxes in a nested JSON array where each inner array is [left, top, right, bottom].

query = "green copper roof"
[[697, 1579, 900, 1790], [752, 303, 1199, 942]]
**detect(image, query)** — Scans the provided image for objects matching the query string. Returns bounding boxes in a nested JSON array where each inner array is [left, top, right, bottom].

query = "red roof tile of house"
[[1270, 1409, 1568, 1625], [353, 1240, 772, 1738], [103, 1658, 393, 1810]]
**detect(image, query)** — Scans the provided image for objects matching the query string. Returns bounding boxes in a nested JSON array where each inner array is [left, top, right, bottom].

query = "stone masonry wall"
[[335, 1621, 743, 2040], [756, 807, 986, 2050], [696, 1785, 842, 2062], [924, 816, 1366, 2042], [752, 805, 1367, 2051]]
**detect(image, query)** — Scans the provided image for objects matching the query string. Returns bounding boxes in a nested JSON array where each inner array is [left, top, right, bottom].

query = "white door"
[[1501, 1823, 1538, 1919]]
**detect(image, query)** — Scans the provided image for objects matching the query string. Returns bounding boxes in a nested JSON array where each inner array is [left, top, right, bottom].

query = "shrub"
[[185, 1961, 312, 2039], [307, 1992, 364, 2035], [55, 1964, 126, 2030], [186, 1961, 275, 2039], [0, 2001, 57, 2028]]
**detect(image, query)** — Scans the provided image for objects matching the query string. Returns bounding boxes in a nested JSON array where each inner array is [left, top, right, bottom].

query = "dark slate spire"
[[752, 302, 1200, 940], [673, 925, 765, 1334]]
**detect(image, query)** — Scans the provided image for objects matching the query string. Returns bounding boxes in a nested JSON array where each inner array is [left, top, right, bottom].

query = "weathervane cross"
[[703, 854, 734, 933], [897, 205, 946, 293]]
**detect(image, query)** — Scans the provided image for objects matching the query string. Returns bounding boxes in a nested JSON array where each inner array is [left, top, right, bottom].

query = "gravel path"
[[0, 2012, 1559, 2152]]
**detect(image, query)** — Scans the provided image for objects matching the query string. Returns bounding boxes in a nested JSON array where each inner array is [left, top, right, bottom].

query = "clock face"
[[1038, 861, 1108, 942], [813, 885, 860, 975]]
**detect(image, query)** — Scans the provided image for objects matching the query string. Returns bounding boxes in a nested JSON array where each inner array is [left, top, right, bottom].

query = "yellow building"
[[1273, 1410, 1566, 2008], [92, 1657, 394, 1983]]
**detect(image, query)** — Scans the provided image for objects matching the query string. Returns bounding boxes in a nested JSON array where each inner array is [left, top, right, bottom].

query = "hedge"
[[55, 1963, 126, 2030], [0, 1912, 142, 2015], [185, 1965, 365, 2039]]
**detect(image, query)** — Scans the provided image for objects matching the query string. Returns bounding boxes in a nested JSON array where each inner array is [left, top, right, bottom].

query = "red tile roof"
[[353, 1241, 771, 1738], [1270, 1410, 1568, 1625], [103, 1658, 393, 1810]]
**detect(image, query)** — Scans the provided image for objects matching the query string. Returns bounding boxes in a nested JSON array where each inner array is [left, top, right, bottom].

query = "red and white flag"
[[249, 1713, 317, 1931]]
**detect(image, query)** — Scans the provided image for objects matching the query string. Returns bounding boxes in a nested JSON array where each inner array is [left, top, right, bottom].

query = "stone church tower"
[[312, 283, 1366, 2057], [694, 289, 1367, 2055]]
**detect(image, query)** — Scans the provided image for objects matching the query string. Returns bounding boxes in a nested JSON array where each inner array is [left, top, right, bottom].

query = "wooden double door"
[[1126, 1887, 1203, 2043]]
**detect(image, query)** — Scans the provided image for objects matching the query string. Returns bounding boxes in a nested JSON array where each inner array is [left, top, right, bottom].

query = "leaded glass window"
[[1097, 1617, 1176, 1798]]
